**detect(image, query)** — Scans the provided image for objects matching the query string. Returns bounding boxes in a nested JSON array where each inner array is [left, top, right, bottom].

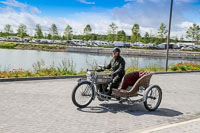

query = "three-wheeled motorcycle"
[[72, 69, 162, 111]]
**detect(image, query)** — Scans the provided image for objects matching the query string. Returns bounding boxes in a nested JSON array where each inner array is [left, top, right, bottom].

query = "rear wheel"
[[144, 85, 162, 111], [72, 82, 94, 108]]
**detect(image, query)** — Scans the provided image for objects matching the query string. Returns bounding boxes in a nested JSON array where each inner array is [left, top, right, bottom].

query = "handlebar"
[[87, 65, 109, 72], [87, 69, 96, 71]]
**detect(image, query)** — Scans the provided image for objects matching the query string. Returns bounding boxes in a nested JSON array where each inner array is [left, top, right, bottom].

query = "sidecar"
[[112, 71, 162, 111]]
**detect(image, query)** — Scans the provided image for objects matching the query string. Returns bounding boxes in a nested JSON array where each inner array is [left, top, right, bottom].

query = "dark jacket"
[[105, 55, 125, 78]]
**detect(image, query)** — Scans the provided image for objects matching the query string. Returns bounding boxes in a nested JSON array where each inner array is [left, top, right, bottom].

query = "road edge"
[[0, 71, 200, 82]]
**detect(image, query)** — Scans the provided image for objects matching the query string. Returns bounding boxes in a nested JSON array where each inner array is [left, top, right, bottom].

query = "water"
[[0, 49, 199, 72]]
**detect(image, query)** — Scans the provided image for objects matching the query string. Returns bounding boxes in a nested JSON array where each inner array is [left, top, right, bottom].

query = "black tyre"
[[72, 82, 94, 108], [144, 85, 162, 111]]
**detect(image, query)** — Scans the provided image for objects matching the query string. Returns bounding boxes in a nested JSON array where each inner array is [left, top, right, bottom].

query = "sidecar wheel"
[[144, 85, 162, 111], [72, 82, 94, 108]]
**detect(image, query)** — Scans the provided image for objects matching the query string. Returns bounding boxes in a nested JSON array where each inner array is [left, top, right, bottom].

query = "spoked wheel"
[[72, 82, 94, 108], [144, 85, 162, 111]]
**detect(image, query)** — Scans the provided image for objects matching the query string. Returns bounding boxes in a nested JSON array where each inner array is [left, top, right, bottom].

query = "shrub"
[[0, 42, 17, 49], [125, 64, 165, 73], [1, 61, 200, 79], [169, 62, 200, 71]]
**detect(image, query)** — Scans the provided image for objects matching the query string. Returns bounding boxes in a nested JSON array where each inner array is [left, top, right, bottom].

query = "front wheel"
[[144, 85, 162, 111], [72, 82, 94, 108]]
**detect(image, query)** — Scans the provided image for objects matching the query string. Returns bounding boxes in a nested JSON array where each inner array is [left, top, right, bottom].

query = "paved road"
[[0, 73, 200, 133]]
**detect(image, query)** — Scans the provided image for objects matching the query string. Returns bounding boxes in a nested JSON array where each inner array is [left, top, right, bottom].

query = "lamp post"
[[166, 0, 174, 71]]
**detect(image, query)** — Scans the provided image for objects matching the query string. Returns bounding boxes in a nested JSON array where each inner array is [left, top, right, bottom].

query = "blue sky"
[[0, 0, 200, 38]]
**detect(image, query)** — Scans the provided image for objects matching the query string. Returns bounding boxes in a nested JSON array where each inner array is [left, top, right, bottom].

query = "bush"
[[125, 64, 165, 73], [169, 62, 200, 71], [0, 42, 17, 49], [1, 61, 200, 79], [0, 59, 78, 78]]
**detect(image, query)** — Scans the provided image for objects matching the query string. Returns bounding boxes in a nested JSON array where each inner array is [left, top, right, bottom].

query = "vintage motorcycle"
[[71, 67, 162, 111]]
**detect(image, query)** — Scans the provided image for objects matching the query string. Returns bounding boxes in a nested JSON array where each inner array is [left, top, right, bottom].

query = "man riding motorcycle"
[[101, 47, 126, 96]]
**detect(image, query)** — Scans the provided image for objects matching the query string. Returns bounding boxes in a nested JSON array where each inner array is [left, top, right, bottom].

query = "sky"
[[0, 0, 200, 39]]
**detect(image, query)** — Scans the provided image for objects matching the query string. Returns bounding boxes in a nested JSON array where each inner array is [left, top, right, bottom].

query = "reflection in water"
[[0, 49, 199, 72]]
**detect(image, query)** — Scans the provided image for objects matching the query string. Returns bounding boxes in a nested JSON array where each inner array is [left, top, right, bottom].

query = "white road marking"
[[132, 117, 200, 133]]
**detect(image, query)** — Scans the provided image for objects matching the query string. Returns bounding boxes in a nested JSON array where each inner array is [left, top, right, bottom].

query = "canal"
[[0, 49, 199, 72]]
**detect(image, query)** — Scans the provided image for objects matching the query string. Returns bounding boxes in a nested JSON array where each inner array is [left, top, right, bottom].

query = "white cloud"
[[175, 0, 198, 3], [148, 0, 198, 3], [78, 0, 95, 4], [0, 0, 41, 13], [125, 0, 144, 3], [110, 0, 200, 38], [177, 21, 193, 29], [0, 6, 195, 39], [0, 8, 110, 36], [0, 0, 27, 9], [0, 0, 200, 39], [29, 6, 41, 14]]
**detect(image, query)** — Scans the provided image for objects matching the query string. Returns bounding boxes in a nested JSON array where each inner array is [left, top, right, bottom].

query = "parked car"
[[193, 45, 200, 49], [156, 43, 166, 49], [95, 41, 109, 46], [155, 43, 180, 49], [181, 46, 193, 51], [23, 38, 31, 42], [146, 43, 155, 47], [70, 40, 85, 46], [113, 41, 125, 47], [7, 36, 22, 42], [46, 39, 54, 44], [30, 39, 39, 43], [54, 40, 62, 44], [124, 43, 131, 48], [39, 39, 48, 43], [0, 37, 7, 41]]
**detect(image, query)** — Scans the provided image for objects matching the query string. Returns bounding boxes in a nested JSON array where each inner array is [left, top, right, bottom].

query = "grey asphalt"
[[0, 73, 200, 133]]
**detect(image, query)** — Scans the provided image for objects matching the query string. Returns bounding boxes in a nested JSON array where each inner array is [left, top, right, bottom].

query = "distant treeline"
[[1, 22, 200, 44]]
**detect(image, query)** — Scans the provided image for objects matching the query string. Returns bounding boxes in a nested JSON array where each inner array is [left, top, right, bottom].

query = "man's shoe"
[[116, 97, 121, 101]]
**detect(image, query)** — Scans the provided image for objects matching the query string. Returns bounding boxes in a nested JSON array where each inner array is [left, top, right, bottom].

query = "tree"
[[157, 23, 168, 39], [186, 23, 200, 42], [180, 35, 184, 42], [90, 34, 97, 40], [108, 22, 118, 42], [47, 34, 52, 40], [49, 24, 58, 40], [131, 24, 141, 43], [0, 31, 2, 37], [84, 24, 92, 35], [34, 24, 43, 39], [174, 36, 179, 43], [97, 35, 107, 41], [4, 24, 13, 36], [143, 32, 150, 44], [83, 24, 92, 41], [108, 22, 118, 35], [117, 30, 126, 42], [17, 24, 27, 38], [64, 24, 73, 40]]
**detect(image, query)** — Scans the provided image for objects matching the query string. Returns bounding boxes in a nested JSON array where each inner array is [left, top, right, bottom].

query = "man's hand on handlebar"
[[96, 65, 105, 72], [96, 68, 103, 72]]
